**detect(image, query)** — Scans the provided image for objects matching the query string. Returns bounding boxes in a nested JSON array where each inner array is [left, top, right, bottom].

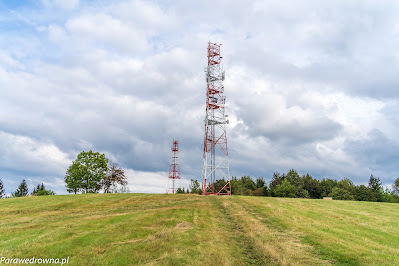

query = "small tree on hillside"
[[269, 172, 283, 196], [330, 187, 354, 200], [101, 163, 127, 193], [320, 178, 338, 197], [256, 177, 266, 188], [355, 185, 377, 202], [176, 187, 185, 194], [303, 176, 322, 199], [65, 150, 108, 194], [368, 175, 383, 201], [0, 179, 5, 198], [189, 179, 201, 194], [273, 179, 296, 198], [32, 183, 55, 196], [285, 169, 303, 188], [32, 184, 41, 195], [337, 177, 356, 196], [393, 177, 399, 197], [12, 179, 29, 197]]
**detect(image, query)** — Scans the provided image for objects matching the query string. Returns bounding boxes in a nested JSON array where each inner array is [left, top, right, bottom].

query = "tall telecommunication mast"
[[167, 140, 180, 194], [202, 42, 231, 195]]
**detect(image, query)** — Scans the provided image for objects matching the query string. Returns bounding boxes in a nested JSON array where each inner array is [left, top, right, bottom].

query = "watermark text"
[[0, 256, 69, 265]]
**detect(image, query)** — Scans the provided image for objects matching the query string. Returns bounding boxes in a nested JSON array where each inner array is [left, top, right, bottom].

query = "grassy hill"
[[1, 194, 398, 265]]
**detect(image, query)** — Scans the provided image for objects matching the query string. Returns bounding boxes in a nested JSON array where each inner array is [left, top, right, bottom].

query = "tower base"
[[202, 180, 231, 195]]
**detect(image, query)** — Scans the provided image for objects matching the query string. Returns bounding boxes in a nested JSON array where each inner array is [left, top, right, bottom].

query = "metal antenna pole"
[[202, 42, 231, 195], [167, 140, 180, 194]]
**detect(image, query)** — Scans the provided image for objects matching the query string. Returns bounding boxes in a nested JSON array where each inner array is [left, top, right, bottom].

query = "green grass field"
[[1, 194, 398, 265]]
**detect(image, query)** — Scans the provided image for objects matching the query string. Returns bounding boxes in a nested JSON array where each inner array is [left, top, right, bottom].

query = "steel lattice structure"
[[167, 140, 180, 194], [202, 42, 231, 195]]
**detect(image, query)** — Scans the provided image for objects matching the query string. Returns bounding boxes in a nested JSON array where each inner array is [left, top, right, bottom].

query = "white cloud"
[[0, 131, 70, 173], [65, 13, 149, 53]]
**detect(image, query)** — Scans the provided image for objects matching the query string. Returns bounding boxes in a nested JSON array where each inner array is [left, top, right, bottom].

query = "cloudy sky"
[[1, 0, 399, 195]]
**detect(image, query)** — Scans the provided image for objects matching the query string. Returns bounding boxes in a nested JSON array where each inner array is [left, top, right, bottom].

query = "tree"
[[65, 150, 108, 194], [240, 176, 256, 190], [13, 179, 29, 197], [285, 170, 310, 198], [32, 183, 55, 196], [32, 184, 40, 195], [320, 178, 338, 197], [380, 188, 399, 203], [368, 175, 382, 191], [330, 187, 354, 200], [368, 175, 382, 202], [269, 172, 283, 189], [355, 185, 376, 202], [230, 177, 244, 195], [338, 178, 356, 195], [176, 187, 185, 194], [189, 179, 201, 194], [273, 179, 296, 198], [285, 169, 303, 188], [101, 163, 127, 193], [303, 176, 322, 199], [256, 177, 266, 188], [295, 188, 310, 198], [0, 179, 5, 199], [331, 178, 356, 200], [269, 172, 284, 196], [231, 176, 256, 195], [114, 183, 130, 193], [262, 186, 269, 196], [252, 188, 263, 196], [393, 177, 399, 197]]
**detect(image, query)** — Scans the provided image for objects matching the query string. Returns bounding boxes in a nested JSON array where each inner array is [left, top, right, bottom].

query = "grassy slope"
[[0, 194, 398, 265]]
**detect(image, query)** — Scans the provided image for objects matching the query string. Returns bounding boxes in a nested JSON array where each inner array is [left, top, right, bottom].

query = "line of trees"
[[178, 170, 399, 203], [64, 150, 129, 194], [32, 183, 56, 196], [264, 170, 399, 203], [0, 178, 56, 198]]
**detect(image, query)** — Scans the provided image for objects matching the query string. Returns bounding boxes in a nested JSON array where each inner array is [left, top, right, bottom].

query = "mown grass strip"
[[220, 196, 331, 265], [210, 196, 269, 265], [239, 196, 399, 265]]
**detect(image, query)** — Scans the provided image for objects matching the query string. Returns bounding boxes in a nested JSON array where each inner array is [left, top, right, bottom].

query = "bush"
[[295, 188, 310, 199], [355, 185, 376, 202], [274, 179, 296, 198], [330, 187, 354, 201]]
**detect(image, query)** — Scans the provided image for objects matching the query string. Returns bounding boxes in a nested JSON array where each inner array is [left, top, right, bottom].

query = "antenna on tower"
[[202, 42, 231, 195], [167, 140, 181, 194]]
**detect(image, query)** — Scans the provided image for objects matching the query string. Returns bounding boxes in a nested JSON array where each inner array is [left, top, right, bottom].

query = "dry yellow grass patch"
[[219, 197, 331, 265], [175, 221, 194, 230]]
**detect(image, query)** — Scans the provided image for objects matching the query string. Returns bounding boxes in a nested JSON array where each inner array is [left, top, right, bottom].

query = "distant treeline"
[[180, 170, 399, 203], [0, 179, 55, 198]]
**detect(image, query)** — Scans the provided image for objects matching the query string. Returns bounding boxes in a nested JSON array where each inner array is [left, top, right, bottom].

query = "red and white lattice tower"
[[167, 140, 181, 194], [202, 42, 231, 195]]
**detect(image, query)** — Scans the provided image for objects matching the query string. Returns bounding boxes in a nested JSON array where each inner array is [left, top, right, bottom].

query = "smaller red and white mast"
[[167, 140, 181, 194]]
